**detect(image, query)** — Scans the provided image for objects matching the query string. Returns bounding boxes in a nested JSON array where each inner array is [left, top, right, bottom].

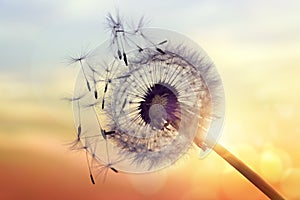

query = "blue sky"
[[0, 0, 299, 74]]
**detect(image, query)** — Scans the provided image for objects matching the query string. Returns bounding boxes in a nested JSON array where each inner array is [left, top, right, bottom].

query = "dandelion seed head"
[[71, 15, 225, 175]]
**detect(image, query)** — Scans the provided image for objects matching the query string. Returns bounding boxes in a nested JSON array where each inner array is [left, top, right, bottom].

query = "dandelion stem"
[[211, 143, 285, 200]]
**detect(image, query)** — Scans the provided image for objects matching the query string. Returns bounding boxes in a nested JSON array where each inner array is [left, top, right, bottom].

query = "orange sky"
[[1, 1, 300, 199], [1, 59, 300, 199]]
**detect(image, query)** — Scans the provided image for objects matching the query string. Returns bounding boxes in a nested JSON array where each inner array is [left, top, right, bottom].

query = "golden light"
[[128, 171, 167, 195], [220, 169, 267, 200], [223, 143, 260, 173], [260, 149, 283, 183], [280, 168, 300, 200]]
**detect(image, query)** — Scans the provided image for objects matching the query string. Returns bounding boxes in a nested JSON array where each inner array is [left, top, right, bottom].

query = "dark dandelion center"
[[138, 83, 181, 130]]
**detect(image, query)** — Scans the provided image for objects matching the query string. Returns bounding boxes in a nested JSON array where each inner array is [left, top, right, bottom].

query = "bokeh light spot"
[[128, 172, 167, 195], [260, 150, 283, 183], [280, 168, 300, 200]]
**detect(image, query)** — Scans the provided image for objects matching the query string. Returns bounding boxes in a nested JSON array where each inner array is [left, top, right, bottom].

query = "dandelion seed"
[[104, 130, 115, 136], [123, 52, 128, 66], [110, 167, 118, 173], [67, 12, 285, 199], [101, 99, 105, 110], [155, 47, 165, 54], [93, 160, 120, 182], [86, 150, 95, 185], [68, 52, 91, 92], [61, 92, 87, 102], [158, 40, 168, 45], [77, 125, 82, 139], [117, 50, 122, 60], [90, 174, 95, 184]]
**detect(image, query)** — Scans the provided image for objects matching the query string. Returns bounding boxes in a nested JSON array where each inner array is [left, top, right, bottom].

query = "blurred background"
[[1, 0, 300, 199]]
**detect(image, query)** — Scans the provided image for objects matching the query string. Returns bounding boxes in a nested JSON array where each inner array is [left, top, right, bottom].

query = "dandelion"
[[68, 13, 284, 200]]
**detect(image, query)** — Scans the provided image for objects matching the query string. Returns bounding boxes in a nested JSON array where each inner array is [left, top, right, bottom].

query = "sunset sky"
[[1, 0, 300, 199]]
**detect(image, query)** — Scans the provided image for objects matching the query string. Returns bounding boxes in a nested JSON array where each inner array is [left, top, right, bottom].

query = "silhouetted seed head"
[[69, 12, 225, 182]]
